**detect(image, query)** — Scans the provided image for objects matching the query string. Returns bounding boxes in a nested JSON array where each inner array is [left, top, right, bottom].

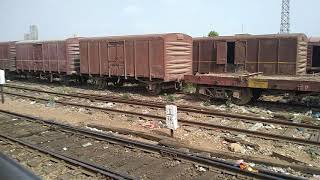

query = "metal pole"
[[0, 85, 4, 104]]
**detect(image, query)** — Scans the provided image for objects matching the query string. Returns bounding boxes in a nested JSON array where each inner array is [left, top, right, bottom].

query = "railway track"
[[3, 85, 320, 147], [252, 100, 320, 112], [5, 84, 320, 130], [0, 109, 303, 180], [0, 135, 128, 180]]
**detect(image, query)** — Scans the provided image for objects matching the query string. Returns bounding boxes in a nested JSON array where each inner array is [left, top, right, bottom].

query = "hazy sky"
[[0, 0, 319, 41]]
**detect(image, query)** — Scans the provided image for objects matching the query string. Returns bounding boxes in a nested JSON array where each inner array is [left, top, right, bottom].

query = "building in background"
[[23, 33, 30, 40], [24, 25, 38, 40]]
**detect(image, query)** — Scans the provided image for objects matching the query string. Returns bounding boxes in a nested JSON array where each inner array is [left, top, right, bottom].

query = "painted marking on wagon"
[[248, 79, 268, 89]]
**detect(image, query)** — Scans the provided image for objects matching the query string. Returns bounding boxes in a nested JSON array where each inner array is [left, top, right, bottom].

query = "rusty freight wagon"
[[0, 41, 16, 71], [192, 33, 308, 75], [307, 37, 320, 73], [15, 38, 80, 81], [186, 33, 320, 105], [80, 33, 193, 94]]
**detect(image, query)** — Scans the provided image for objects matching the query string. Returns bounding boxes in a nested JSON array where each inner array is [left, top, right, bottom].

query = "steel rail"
[[0, 109, 305, 180], [3, 91, 320, 147], [0, 133, 133, 180], [253, 100, 320, 110], [5, 84, 320, 131]]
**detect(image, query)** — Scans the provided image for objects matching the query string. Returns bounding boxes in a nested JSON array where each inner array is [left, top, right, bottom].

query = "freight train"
[[2, 33, 193, 94], [0, 33, 319, 104], [186, 33, 320, 104]]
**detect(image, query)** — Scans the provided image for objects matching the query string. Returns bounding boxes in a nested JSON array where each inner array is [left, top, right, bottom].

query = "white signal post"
[[0, 70, 5, 103], [165, 105, 178, 137]]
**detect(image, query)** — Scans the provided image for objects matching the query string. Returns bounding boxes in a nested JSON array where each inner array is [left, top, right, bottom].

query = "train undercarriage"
[[196, 85, 318, 105], [7, 71, 182, 95]]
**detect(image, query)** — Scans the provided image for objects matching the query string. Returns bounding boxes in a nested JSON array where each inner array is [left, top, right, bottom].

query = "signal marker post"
[[166, 105, 178, 137], [0, 70, 5, 104]]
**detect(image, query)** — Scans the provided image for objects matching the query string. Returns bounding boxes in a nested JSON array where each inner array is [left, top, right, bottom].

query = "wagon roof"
[[0, 41, 17, 45], [15, 37, 81, 44], [309, 37, 320, 43], [80, 33, 191, 41], [194, 33, 307, 41]]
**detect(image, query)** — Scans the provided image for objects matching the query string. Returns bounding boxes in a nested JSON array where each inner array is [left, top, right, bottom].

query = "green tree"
[[208, 30, 219, 37]]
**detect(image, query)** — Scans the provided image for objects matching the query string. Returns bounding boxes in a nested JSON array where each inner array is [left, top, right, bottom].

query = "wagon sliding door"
[[235, 41, 246, 64], [216, 41, 227, 72], [108, 41, 125, 76], [235, 41, 247, 71]]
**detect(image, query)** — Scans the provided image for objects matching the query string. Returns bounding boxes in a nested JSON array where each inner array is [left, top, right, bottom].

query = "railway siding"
[[0, 111, 270, 180]]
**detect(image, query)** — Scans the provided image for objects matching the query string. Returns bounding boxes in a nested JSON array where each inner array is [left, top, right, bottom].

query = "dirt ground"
[[1, 80, 320, 177]]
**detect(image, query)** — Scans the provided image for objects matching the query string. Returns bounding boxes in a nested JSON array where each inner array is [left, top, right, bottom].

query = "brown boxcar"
[[79, 33, 193, 93], [0, 41, 16, 71], [307, 37, 320, 73], [193, 33, 308, 76], [16, 38, 80, 77]]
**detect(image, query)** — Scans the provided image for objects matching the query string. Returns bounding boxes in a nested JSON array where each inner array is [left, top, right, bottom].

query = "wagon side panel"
[[245, 39, 259, 73], [135, 40, 150, 78], [33, 44, 43, 72], [66, 38, 80, 75], [16, 43, 34, 72], [258, 38, 278, 75], [295, 36, 308, 75], [192, 40, 199, 74], [196, 39, 217, 74], [0, 43, 9, 70], [148, 38, 164, 79], [278, 38, 297, 75], [79, 40, 89, 74], [164, 34, 192, 81], [88, 41, 100, 75]]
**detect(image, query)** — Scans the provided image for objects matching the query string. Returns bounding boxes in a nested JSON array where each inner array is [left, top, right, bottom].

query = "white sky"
[[0, 0, 319, 41]]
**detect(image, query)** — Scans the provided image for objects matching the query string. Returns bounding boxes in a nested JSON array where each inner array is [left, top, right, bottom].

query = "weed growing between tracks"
[[56, 86, 73, 94], [164, 94, 176, 103], [182, 83, 196, 93], [121, 93, 131, 100]]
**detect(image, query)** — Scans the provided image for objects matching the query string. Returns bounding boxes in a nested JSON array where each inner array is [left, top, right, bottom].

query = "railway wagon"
[[186, 33, 320, 105], [79, 33, 193, 94], [192, 33, 308, 75], [0, 41, 16, 71], [15, 38, 80, 81], [307, 37, 320, 73]]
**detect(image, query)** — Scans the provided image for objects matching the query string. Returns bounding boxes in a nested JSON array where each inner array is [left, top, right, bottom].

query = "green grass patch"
[[182, 83, 197, 93]]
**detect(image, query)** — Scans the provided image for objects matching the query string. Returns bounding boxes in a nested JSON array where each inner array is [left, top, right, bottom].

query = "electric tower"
[[280, 0, 290, 33]]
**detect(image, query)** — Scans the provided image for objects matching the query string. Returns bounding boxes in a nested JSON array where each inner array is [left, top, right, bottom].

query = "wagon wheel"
[[147, 84, 162, 96], [231, 88, 253, 105]]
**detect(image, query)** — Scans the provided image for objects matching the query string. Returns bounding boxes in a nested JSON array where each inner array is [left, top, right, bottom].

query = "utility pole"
[[280, 0, 290, 34]]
